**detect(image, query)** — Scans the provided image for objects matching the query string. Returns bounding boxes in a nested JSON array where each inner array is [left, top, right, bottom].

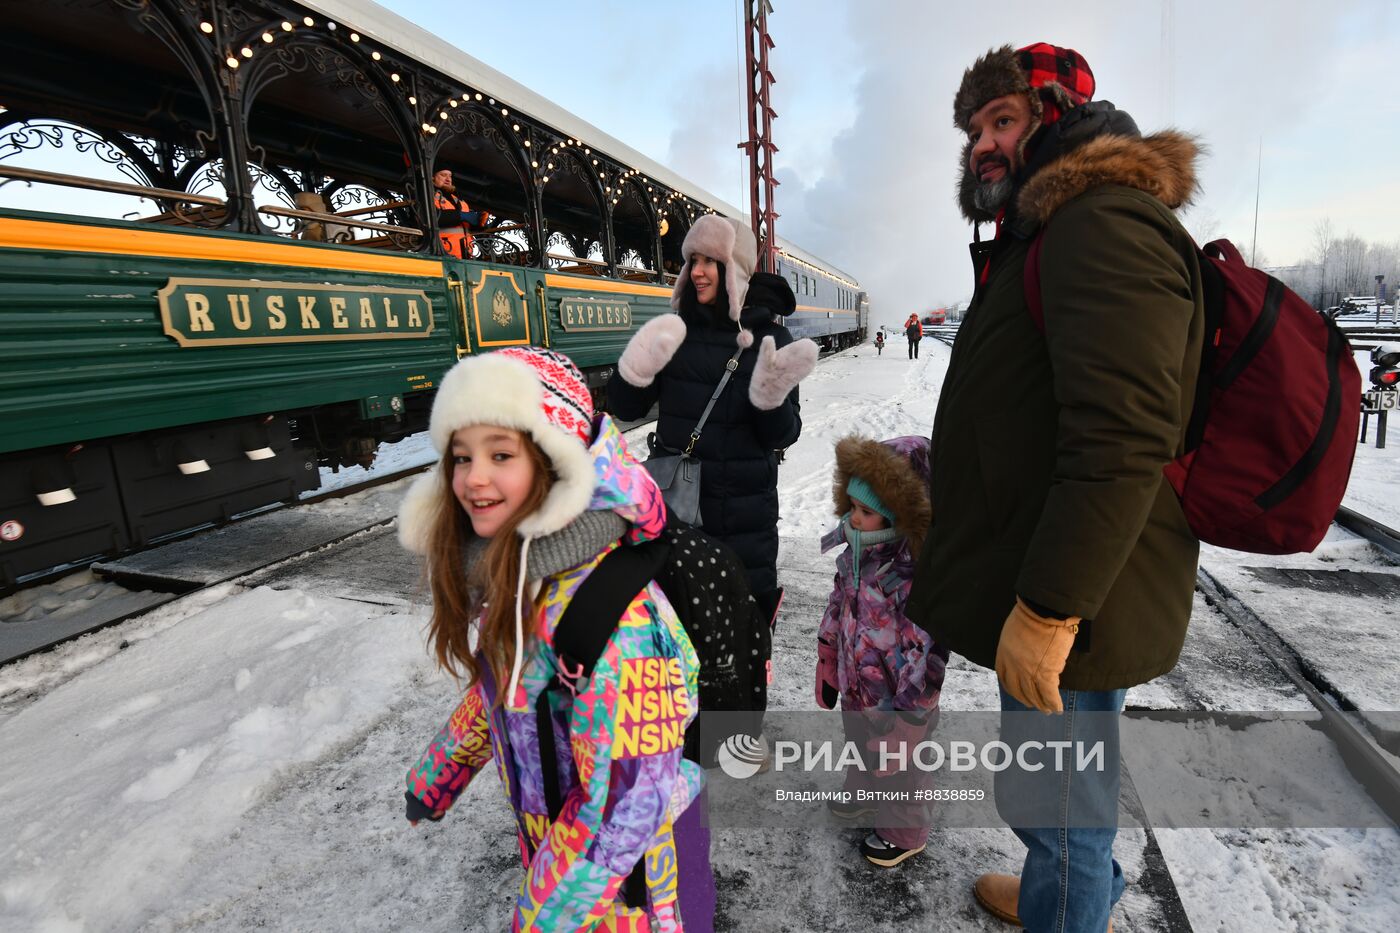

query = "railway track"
[[0, 460, 436, 664], [4, 460, 436, 598]]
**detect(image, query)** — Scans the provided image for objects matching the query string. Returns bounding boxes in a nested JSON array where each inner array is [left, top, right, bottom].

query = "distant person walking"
[[904, 314, 923, 359], [906, 42, 1206, 932]]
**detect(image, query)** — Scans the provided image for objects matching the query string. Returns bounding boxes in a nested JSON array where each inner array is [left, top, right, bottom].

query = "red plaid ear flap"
[[1016, 43, 1094, 127]]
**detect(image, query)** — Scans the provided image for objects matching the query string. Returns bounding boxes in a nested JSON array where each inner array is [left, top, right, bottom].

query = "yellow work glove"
[[994, 598, 1081, 714]]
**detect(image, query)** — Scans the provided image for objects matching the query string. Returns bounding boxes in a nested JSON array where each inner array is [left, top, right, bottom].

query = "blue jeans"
[[996, 686, 1127, 933]]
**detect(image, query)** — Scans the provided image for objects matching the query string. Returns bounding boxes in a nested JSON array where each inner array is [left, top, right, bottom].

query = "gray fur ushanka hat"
[[670, 214, 758, 319]]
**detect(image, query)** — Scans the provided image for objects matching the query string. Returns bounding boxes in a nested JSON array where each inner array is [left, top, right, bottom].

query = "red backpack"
[[1025, 236, 1361, 554]]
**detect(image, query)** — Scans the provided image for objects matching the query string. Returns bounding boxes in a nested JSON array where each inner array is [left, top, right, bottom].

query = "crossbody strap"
[[685, 347, 744, 456]]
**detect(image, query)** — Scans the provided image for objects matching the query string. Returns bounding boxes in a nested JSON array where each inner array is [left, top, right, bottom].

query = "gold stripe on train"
[[544, 273, 671, 298], [0, 216, 443, 277]]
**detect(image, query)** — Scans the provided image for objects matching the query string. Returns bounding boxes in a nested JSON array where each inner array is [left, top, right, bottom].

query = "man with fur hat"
[[607, 215, 818, 622], [906, 43, 1206, 931]]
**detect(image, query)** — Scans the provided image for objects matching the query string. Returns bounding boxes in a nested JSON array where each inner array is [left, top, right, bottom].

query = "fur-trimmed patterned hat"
[[671, 214, 758, 321], [953, 43, 1095, 135], [398, 347, 596, 551]]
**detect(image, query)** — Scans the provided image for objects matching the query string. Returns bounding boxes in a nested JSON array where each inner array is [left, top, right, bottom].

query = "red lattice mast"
[[739, 0, 779, 273]]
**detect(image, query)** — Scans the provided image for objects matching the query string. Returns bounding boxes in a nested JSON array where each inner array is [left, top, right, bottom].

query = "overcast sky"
[[395, 0, 1398, 327]]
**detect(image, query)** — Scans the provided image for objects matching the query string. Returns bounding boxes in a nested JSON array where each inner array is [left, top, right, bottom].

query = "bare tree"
[[1311, 218, 1335, 306], [1182, 205, 1221, 244]]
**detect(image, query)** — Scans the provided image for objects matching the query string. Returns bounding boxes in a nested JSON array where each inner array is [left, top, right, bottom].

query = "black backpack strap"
[[552, 540, 671, 687], [535, 538, 671, 909]]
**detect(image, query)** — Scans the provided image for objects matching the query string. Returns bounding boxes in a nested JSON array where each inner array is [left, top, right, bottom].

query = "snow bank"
[[0, 587, 425, 931]]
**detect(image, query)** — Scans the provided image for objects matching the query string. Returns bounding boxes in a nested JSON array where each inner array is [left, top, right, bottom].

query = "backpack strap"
[[1025, 228, 1224, 460], [535, 539, 670, 910]]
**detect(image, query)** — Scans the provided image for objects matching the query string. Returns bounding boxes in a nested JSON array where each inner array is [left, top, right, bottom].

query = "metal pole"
[[739, 0, 779, 273]]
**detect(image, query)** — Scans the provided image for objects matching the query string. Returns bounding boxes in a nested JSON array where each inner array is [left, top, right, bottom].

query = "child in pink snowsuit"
[[815, 434, 949, 867]]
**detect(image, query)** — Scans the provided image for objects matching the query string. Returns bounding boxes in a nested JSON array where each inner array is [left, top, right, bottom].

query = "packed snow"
[[1, 337, 1398, 931]]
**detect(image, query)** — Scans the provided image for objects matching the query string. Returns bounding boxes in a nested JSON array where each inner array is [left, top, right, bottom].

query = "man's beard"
[[972, 173, 1014, 213]]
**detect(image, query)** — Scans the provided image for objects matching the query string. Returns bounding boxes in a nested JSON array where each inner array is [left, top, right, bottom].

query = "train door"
[[451, 258, 549, 356]]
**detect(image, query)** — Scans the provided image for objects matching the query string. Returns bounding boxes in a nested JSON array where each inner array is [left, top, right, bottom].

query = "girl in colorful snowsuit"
[[398, 346, 711, 932], [815, 434, 949, 867]]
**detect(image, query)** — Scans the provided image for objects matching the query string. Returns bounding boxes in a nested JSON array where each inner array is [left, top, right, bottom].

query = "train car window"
[[0, 4, 222, 227], [241, 38, 436, 253]]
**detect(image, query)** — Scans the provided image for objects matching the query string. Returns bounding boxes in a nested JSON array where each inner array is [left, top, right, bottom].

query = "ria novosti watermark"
[[718, 733, 1106, 779], [691, 710, 1400, 830]]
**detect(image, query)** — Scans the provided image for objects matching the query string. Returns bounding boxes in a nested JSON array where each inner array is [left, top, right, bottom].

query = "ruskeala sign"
[[157, 278, 434, 346]]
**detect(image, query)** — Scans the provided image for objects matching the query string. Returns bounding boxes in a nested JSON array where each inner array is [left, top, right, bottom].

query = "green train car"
[[0, 0, 863, 585]]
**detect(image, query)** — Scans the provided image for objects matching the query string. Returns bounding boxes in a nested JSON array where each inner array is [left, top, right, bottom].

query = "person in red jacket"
[[904, 314, 923, 359]]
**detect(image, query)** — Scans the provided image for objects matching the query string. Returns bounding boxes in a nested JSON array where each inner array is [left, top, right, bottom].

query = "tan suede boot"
[[973, 874, 1022, 926], [972, 874, 1115, 931]]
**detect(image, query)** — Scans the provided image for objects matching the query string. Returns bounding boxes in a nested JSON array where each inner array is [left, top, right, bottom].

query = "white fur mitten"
[[618, 313, 687, 387], [749, 336, 818, 410]]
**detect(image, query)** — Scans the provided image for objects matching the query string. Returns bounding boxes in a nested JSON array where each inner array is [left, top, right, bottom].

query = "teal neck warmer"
[[842, 515, 900, 583]]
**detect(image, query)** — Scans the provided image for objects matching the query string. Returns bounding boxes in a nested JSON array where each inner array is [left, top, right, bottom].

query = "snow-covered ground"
[[1, 338, 1398, 932]]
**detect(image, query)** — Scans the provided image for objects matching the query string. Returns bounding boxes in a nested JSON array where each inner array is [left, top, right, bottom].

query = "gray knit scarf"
[[464, 509, 628, 582]]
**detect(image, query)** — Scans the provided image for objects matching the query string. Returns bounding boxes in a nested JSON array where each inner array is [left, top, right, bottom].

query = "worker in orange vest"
[[433, 169, 489, 259]]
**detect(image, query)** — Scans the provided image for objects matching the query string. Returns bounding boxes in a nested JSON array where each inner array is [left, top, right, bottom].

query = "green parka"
[[907, 113, 1206, 690]]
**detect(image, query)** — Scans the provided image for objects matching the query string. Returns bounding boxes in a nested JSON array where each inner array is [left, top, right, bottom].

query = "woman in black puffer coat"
[[607, 216, 817, 620]]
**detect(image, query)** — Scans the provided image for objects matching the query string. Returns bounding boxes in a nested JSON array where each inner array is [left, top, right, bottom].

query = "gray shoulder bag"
[[643, 347, 744, 526]]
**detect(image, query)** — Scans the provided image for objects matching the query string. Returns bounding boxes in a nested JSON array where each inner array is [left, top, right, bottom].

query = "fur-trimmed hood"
[[831, 435, 932, 558], [957, 100, 1200, 226], [1017, 129, 1200, 225]]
